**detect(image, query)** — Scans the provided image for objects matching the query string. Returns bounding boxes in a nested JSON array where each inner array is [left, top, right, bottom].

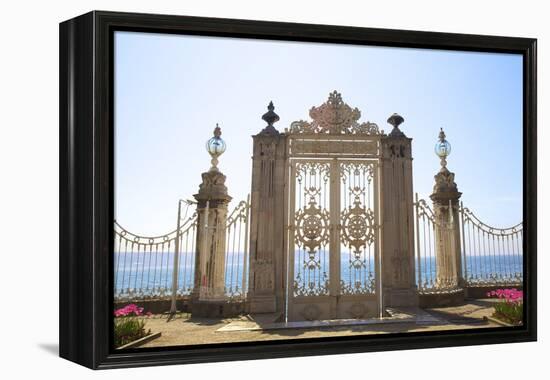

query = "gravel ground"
[[130, 299, 500, 348]]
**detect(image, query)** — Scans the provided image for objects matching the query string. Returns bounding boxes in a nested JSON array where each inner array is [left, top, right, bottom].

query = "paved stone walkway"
[[136, 299, 500, 348]]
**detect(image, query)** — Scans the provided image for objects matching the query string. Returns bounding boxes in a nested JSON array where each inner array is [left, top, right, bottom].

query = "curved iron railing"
[[114, 197, 250, 301], [224, 197, 250, 300], [414, 194, 523, 293], [114, 213, 197, 300], [460, 205, 523, 286]]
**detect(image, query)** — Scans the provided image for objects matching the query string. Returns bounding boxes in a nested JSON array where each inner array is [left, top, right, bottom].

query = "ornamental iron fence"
[[114, 197, 250, 302], [414, 193, 523, 293], [460, 204, 523, 286]]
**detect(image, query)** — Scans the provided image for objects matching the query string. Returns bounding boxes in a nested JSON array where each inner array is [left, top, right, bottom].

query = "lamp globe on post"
[[206, 124, 226, 172], [435, 128, 451, 169]]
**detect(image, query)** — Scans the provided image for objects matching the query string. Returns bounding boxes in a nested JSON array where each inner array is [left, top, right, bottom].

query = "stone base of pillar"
[[248, 295, 277, 314], [190, 299, 245, 318], [418, 288, 465, 308], [383, 288, 419, 308]]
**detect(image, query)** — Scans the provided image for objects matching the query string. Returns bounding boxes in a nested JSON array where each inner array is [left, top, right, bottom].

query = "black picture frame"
[[59, 10, 537, 369]]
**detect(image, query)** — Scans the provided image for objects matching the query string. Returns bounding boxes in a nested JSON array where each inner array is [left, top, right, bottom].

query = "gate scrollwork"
[[293, 161, 331, 296], [294, 204, 330, 269], [287, 92, 381, 317], [341, 205, 375, 268], [339, 162, 377, 294]]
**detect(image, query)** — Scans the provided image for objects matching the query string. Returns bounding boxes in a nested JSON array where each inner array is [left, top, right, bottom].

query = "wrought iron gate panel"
[[291, 160, 332, 296], [287, 157, 381, 320], [284, 91, 383, 321], [339, 162, 378, 295]]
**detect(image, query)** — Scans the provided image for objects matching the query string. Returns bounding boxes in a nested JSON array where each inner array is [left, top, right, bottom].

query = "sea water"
[[114, 251, 523, 295]]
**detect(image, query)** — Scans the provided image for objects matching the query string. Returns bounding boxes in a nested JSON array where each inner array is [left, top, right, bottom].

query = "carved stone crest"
[[289, 91, 380, 135]]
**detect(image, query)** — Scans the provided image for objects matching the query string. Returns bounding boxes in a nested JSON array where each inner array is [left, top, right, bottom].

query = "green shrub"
[[114, 304, 152, 348], [487, 288, 523, 325]]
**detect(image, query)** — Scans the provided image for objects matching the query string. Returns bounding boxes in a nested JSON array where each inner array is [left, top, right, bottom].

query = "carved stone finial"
[[326, 90, 344, 106], [260, 101, 280, 135], [213, 123, 221, 137], [387, 113, 406, 138], [438, 127, 446, 142]]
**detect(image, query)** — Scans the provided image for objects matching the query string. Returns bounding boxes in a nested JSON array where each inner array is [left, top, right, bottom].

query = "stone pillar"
[[247, 102, 287, 314], [380, 114, 418, 308], [430, 129, 463, 293], [190, 130, 233, 317]]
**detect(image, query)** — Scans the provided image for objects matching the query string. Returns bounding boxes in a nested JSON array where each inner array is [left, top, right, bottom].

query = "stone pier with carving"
[[380, 114, 418, 308], [247, 102, 287, 314], [190, 126, 235, 317], [427, 128, 464, 306]]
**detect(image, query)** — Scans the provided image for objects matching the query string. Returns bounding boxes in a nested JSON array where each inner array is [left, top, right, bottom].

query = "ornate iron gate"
[[285, 92, 383, 321]]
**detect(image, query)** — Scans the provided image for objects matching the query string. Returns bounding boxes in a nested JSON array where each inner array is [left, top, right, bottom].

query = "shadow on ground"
[[134, 300, 499, 348], [424, 299, 496, 325], [38, 343, 59, 356]]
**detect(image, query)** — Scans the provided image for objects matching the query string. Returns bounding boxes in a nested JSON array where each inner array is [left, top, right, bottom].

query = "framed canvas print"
[[59, 11, 537, 369]]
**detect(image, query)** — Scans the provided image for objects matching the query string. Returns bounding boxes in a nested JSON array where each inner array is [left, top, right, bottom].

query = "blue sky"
[[114, 31, 523, 235]]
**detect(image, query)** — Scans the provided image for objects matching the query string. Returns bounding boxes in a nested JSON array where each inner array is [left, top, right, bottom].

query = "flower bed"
[[114, 304, 153, 348], [486, 288, 523, 325]]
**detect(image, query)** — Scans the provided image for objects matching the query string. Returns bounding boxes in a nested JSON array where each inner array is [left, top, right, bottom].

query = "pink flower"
[[114, 304, 146, 318], [486, 288, 523, 303]]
